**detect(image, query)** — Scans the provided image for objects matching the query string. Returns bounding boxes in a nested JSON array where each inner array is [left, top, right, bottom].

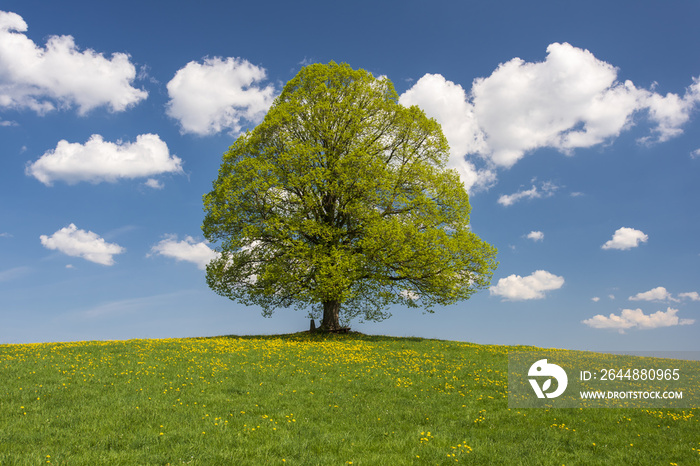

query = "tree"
[[202, 62, 498, 331]]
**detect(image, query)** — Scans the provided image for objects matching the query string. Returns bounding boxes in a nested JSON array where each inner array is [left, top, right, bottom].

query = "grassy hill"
[[1, 332, 697, 464]]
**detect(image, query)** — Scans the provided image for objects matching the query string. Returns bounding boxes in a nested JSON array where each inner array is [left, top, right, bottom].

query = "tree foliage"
[[202, 62, 497, 330]]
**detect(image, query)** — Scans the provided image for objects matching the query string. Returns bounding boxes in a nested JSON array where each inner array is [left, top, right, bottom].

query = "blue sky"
[[1, 0, 698, 351]]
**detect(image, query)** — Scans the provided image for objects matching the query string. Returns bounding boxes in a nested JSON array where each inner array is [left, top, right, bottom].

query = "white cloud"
[[679, 291, 700, 302], [591, 297, 600, 302], [400, 42, 700, 180], [166, 57, 276, 135], [149, 235, 219, 270], [471, 42, 649, 167], [490, 270, 564, 301], [601, 227, 648, 250], [583, 307, 695, 333], [26, 134, 183, 186], [144, 178, 164, 189], [40, 224, 124, 266], [641, 77, 700, 143], [398, 73, 495, 192], [498, 181, 558, 206], [526, 231, 544, 242], [498, 185, 538, 206], [0, 10, 147, 114], [691, 149, 700, 159], [629, 286, 678, 302]]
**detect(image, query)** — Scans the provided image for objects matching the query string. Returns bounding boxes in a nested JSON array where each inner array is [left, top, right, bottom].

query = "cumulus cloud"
[[149, 235, 219, 270], [490, 270, 564, 301], [591, 297, 601, 302], [629, 286, 678, 302], [498, 181, 558, 206], [526, 231, 544, 242], [0, 10, 147, 114], [166, 57, 276, 135], [26, 134, 183, 186], [691, 149, 700, 159], [679, 291, 700, 301], [470, 43, 650, 167], [641, 77, 700, 143], [40, 224, 124, 266], [398, 73, 495, 192], [582, 307, 695, 333], [498, 185, 536, 206], [601, 227, 648, 250], [400, 42, 700, 186], [144, 178, 164, 189]]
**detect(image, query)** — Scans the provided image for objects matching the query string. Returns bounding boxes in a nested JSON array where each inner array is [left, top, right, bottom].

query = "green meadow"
[[1, 333, 697, 465]]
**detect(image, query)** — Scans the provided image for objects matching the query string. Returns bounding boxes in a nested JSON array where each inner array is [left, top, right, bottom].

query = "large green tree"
[[202, 62, 497, 331]]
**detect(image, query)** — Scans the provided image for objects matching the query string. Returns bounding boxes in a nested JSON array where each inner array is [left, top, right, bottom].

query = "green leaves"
[[202, 62, 498, 326]]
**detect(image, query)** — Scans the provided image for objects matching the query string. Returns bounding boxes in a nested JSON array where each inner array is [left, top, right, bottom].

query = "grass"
[[0, 332, 697, 465]]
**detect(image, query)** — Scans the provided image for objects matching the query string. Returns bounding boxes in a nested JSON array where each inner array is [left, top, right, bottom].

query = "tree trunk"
[[320, 300, 341, 331]]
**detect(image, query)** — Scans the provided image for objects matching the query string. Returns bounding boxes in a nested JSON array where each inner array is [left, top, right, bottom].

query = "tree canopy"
[[202, 62, 498, 330]]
